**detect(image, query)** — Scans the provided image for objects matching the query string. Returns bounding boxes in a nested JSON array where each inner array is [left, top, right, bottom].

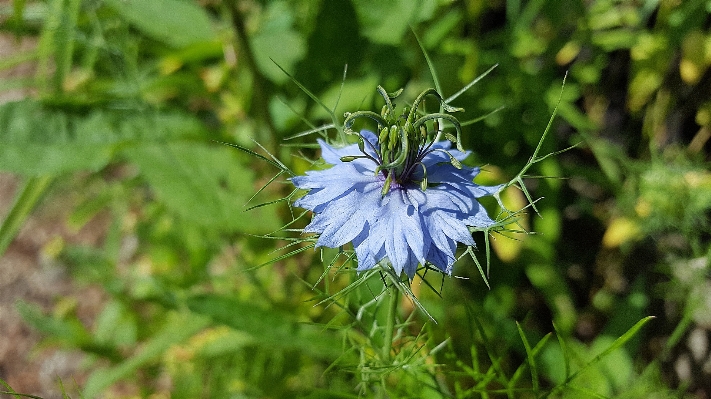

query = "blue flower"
[[291, 128, 501, 278]]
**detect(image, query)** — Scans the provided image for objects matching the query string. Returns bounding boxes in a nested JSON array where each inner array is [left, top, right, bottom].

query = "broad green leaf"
[[8, 100, 108, 175], [103, 0, 215, 48], [124, 142, 280, 233], [351, 0, 438, 45], [250, 1, 306, 84], [83, 311, 211, 398], [94, 300, 138, 347], [16, 300, 93, 346], [0, 100, 205, 176], [194, 327, 255, 358], [589, 336, 634, 392], [311, 75, 379, 121], [187, 294, 342, 359]]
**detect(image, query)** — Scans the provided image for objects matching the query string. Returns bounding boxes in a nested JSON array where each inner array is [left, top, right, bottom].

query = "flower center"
[[342, 86, 466, 195]]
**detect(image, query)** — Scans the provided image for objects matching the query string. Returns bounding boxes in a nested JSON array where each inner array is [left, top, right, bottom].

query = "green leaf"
[[0, 101, 108, 174], [311, 75, 379, 121], [103, 0, 216, 48], [94, 300, 138, 347], [551, 317, 655, 396], [0, 100, 205, 176], [186, 294, 342, 359], [16, 300, 93, 346], [0, 176, 51, 257], [36, 0, 81, 93], [250, 1, 306, 84], [124, 142, 280, 233], [351, 0, 438, 45], [512, 323, 551, 393], [83, 311, 211, 398]]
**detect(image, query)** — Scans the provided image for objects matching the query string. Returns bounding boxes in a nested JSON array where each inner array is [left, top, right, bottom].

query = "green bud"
[[340, 156, 359, 162]]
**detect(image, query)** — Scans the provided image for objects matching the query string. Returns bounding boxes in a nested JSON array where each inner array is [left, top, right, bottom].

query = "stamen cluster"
[[342, 86, 465, 195]]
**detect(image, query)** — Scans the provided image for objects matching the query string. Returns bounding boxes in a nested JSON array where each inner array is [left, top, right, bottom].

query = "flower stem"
[[225, 0, 277, 145], [382, 283, 399, 362]]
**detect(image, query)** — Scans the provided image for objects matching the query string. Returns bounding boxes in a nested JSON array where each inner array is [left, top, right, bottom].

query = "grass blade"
[[0, 176, 52, 257], [548, 316, 655, 397], [410, 26, 442, 97]]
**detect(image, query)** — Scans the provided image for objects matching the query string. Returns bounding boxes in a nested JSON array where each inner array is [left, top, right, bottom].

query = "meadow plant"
[[3, 1, 693, 397], [227, 55, 653, 397]]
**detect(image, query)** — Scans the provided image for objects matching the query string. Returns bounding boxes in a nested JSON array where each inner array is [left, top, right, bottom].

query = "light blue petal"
[[402, 250, 421, 278], [318, 139, 359, 164], [426, 163, 480, 184], [424, 215, 458, 261], [315, 189, 380, 247], [375, 189, 427, 276], [429, 210, 475, 245], [426, 245, 454, 274], [359, 130, 380, 159]]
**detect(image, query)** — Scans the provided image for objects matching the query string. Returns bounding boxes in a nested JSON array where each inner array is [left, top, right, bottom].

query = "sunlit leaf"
[[0, 100, 205, 176], [83, 311, 211, 398], [186, 294, 343, 359], [103, 0, 216, 48], [124, 142, 281, 233], [250, 1, 306, 84]]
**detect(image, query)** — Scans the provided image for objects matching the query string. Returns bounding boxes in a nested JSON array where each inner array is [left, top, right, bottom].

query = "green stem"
[[225, 0, 277, 146], [382, 283, 399, 362]]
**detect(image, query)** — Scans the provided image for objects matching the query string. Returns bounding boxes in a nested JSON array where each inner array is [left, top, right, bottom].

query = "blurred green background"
[[0, 0, 710, 397]]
